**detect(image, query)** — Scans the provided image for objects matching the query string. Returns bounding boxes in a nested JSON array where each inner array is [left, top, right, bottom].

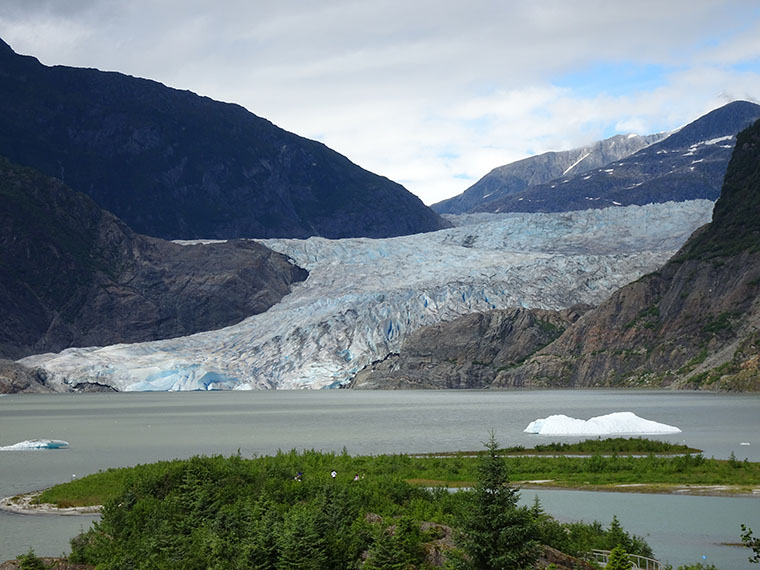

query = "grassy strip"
[[413, 437, 701, 457], [36, 446, 758, 509]]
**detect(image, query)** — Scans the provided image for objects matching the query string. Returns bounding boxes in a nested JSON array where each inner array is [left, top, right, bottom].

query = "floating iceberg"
[[0, 439, 70, 451], [524, 412, 681, 436]]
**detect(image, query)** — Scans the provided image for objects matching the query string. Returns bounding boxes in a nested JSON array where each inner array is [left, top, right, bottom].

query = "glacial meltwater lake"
[[1, 389, 758, 568]]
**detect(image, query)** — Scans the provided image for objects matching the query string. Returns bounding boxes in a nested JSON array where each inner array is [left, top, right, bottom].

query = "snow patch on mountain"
[[21, 201, 714, 391]]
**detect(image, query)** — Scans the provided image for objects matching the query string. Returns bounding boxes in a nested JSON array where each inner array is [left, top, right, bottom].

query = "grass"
[[31, 438, 759, 509]]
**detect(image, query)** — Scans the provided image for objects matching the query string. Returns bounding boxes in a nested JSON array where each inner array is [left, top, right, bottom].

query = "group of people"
[[292, 470, 363, 481]]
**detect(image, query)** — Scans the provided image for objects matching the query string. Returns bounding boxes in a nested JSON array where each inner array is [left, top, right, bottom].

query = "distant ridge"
[[435, 101, 760, 215], [0, 38, 448, 240], [475, 101, 760, 213], [433, 132, 665, 214]]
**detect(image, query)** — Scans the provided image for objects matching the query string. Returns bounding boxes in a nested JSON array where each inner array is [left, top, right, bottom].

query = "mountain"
[[354, 118, 760, 392], [448, 101, 760, 215], [0, 156, 307, 363], [19, 199, 713, 391], [432, 133, 665, 214], [350, 305, 589, 389], [0, 38, 448, 240]]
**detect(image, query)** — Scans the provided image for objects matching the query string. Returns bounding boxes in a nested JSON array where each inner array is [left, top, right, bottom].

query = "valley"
[[19, 201, 712, 391]]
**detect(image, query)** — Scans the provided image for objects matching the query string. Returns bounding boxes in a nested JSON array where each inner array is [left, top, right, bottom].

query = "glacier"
[[20, 200, 714, 391], [0, 439, 70, 451], [524, 412, 682, 435]]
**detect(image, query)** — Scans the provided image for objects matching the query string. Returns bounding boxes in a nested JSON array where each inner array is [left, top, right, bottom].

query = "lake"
[[1, 389, 758, 567]]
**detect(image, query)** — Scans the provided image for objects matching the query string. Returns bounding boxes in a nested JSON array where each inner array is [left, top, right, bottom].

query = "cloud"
[[1, 0, 759, 204]]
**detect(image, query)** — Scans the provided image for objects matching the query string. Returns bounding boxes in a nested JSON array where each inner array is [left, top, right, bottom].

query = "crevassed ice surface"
[[21, 201, 714, 391], [523, 412, 682, 435]]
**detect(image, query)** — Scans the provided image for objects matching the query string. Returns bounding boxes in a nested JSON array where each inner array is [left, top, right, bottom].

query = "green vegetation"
[[61, 442, 655, 569], [38, 440, 758, 511], [701, 312, 736, 336], [16, 549, 47, 570], [742, 524, 760, 564], [453, 433, 540, 569], [605, 546, 633, 570], [624, 304, 661, 331], [529, 437, 699, 455], [414, 437, 701, 457]]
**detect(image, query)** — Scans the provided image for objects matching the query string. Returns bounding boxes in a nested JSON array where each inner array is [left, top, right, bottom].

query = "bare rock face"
[[0, 156, 308, 361], [0, 359, 50, 394], [350, 306, 589, 389]]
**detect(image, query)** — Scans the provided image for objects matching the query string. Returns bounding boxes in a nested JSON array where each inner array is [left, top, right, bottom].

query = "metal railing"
[[590, 548, 662, 570]]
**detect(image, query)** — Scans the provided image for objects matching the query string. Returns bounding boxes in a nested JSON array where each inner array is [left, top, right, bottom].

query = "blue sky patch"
[[554, 61, 677, 98]]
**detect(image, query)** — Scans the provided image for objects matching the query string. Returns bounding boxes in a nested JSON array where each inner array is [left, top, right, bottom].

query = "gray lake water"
[[1, 389, 758, 568]]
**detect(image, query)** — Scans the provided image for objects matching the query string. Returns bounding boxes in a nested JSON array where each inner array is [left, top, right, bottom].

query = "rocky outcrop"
[[351, 306, 589, 389], [0, 156, 307, 360], [0, 360, 50, 394], [0, 38, 448, 240], [537, 546, 595, 570], [493, 118, 760, 391], [433, 133, 665, 214], [471, 101, 760, 214]]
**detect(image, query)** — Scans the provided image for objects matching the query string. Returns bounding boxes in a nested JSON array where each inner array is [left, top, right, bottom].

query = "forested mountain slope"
[[0, 39, 447, 240]]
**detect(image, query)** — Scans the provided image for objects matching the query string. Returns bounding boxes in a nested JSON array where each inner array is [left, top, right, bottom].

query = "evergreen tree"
[[364, 517, 425, 570], [605, 546, 632, 570], [605, 515, 629, 550], [276, 503, 328, 570], [742, 524, 760, 564], [242, 495, 282, 570], [16, 549, 47, 570], [457, 432, 539, 570]]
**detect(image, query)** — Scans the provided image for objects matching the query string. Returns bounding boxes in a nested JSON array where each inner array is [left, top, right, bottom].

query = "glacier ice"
[[0, 439, 70, 451], [524, 412, 682, 435], [20, 200, 714, 391]]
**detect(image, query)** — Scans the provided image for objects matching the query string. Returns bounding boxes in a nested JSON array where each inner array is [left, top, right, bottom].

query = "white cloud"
[[1, 0, 759, 204]]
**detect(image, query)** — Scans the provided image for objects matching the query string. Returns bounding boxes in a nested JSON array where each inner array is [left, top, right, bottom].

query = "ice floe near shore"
[[524, 412, 681, 436], [0, 439, 70, 451]]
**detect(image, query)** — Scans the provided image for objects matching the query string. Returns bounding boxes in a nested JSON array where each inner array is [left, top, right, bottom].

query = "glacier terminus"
[[21, 201, 714, 391]]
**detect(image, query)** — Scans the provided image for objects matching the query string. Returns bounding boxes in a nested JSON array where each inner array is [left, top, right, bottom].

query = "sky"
[[1, 1, 760, 205]]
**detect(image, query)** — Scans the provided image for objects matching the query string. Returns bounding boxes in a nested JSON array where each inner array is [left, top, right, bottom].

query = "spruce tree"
[[457, 432, 539, 570], [276, 503, 328, 570], [605, 546, 632, 570]]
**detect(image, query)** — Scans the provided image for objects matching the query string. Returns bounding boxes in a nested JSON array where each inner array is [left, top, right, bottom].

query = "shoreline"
[[517, 481, 760, 498], [0, 492, 100, 516], [2, 480, 758, 517]]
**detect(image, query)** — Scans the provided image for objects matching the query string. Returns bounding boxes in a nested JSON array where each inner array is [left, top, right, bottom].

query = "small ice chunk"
[[524, 412, 681, 435], [0, 439, 70, 451]]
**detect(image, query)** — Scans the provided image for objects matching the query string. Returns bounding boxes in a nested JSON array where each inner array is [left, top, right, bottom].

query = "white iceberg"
[[0, 439, 70, 451], [524, 412, 681, 436]]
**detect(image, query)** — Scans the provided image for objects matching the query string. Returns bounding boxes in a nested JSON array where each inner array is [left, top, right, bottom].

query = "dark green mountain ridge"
[[0, 38, 448, 240]]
